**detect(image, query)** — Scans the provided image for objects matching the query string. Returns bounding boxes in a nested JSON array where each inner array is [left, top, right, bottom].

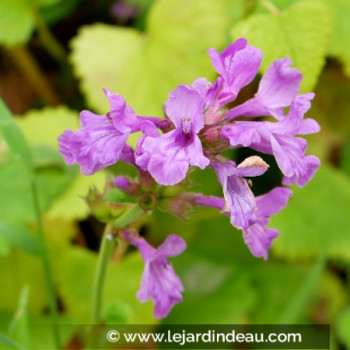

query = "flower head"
[[57, 37, 322, 320]]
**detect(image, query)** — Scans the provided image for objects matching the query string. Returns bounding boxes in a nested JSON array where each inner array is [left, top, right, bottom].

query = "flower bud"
[[159, 197, 193, 220], [113, 176, 140, 196]]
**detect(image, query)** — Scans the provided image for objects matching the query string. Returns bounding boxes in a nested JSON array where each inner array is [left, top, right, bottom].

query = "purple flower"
[[226, 58, 302, 120], [58, 110, 129, 175], [58, 90, 142, 175], [190, 186, 291, 259], [136, 85, 210, 185], [207, 38, 263, 107], [212, 156, 269, 231], [123, 231, 186, 319], [243, 187, 293, 259], [221, 94, 320, 187]]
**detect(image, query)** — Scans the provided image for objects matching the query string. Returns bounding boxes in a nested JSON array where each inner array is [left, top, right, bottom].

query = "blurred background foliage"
[[0, 0, 350, 349]]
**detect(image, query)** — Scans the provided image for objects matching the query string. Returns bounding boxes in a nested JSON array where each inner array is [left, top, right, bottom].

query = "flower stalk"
[[91, 225, 115, 324], [91, 205, 144, 323]]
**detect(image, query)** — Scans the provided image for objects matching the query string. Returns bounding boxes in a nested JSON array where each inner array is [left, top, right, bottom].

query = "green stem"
[[31, 180, 61, 349], [89, 206, 144, 347], [91, 225, 115, 324], [91, 206, 144, 322], [112, 205, 144, 229]]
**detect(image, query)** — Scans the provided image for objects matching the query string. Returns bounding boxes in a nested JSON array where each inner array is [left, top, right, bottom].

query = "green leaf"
[[0, 0, 61, 46], [0, 236, 11, 256], [248, 262, 347, 324], [39, 0, 80, 25], [271, 165, 350, 260], [231, 0, 331, 91], [249, 263, 309, 323], [0, 160, 35, 224], [166, 261, 256, 323], [8, 287, 31, 349], [17, 106, 106, 220], [0, 151, 77, 225], [0, 251, 48, 312], [278, 254, 327, 323], [0, 222, 44, 257], [0, 312, 76, 350], [0, 104, 80, 223], [103, 300, 133, 324], [0, 100, 33, 173], [16, 106, 79, 149], [336, 308, 350, 348], [70, 0, 230, 115], [322, 0, 350, 77], [0, 0, 34, 46], [0, 332, 26, 350]]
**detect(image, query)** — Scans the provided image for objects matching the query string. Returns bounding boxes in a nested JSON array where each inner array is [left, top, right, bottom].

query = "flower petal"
[[208, 38, 247, 79], [244, 225, 279, 260], [255, 187, 293, 218], [187, 136, 210, 169], [152, 234, 187, 261], [213, 162, 257, 231], [103, 88, 137, 133], [164, 85, 204, 132], [148, 150, 189, 186], [58, 113, 128, 175], [226, 58, 302, 120], [257, 58, 302, 108]]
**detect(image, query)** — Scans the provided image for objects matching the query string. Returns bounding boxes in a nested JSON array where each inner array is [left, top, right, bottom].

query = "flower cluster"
[[58, 38, 320, 319]]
